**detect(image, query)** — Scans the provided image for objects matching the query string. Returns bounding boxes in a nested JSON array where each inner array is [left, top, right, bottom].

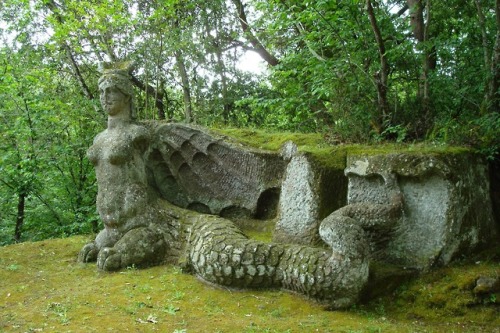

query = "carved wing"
[[147, 123, 285, 219]]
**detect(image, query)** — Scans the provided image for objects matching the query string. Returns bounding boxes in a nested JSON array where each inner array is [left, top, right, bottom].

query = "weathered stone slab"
[[345, 153, 497, 270], [273, 150, 346, 245]]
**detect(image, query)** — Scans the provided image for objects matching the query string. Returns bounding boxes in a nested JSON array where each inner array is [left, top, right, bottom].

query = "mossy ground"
[[1, 235, 498, 333]]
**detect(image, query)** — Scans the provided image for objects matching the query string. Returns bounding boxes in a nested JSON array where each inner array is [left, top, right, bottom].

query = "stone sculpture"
[[185, 213, 369, 309], [273, 150, 497, 271], [78, 61, 496, 309], [77, 62, 179, 270], [343, 154, 496, 270], [148, 123, 285, 218], [77, 61, 373, 309], [273, 144, 347, 245]]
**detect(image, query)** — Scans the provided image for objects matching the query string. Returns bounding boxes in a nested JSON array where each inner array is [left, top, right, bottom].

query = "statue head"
[[98, 61, 136, 120]]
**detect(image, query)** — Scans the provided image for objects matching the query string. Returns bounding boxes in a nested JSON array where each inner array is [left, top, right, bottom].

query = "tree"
[[0, 43, 98, 244], [231, 0, 280, 66], [1, 0, 500, 244], [367, 0, 391, 132], [489, 0, 500, 112]]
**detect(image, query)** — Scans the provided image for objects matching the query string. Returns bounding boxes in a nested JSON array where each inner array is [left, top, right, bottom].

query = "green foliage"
[[1, 0, 499, 244], [431, 111, 500, 160], [246, 0, 500, 152], [0, 45, 99, 245]]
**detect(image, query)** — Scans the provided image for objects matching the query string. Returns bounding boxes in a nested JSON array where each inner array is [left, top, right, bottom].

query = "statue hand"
[[97, 247, 122, 271], [78, 243, 99, 263]]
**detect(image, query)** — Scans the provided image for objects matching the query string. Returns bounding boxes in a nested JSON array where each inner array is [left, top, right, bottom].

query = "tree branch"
[[44, 0, 97, 104], [130, 75, 166, 119], [231, 0, 279, 66], [396, 4, 409, 17]]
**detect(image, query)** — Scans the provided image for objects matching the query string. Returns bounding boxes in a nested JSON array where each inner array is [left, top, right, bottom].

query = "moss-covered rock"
[[345, 153, 497, 270]]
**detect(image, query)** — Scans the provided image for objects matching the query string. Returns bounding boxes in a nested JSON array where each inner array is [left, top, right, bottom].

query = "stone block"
[[346, 153, 497, 270]]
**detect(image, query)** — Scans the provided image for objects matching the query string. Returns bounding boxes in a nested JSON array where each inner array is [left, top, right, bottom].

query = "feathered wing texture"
[[148, 124, 286, 218]]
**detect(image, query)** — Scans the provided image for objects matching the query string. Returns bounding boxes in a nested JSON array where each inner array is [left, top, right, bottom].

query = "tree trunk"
[[231, 0, 280, 66], [407, 0, 424, 41], [215, 45, 231, 122], [475, 0, 491, 75], [14, 190, 26, 242], [407, 0, 436, 130], [366, 0, 390, 132], [175, 50, 193, 123], [489, 0, 500, 113], [407, 0, 426, 104], [130, 75, 166, 120], [422, 0, 431, 115]]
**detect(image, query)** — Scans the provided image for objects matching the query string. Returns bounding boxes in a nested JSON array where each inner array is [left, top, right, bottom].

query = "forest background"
[[1, 0, 499, 245]]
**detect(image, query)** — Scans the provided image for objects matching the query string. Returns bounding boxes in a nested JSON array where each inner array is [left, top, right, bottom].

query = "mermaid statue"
[[78, 62, 179, 270], [78, 61, 371, 309]]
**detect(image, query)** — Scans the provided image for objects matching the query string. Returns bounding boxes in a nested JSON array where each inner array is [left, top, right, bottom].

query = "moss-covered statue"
[[76, 63, 497, 308], [77, 62, 179, 270], [77, 61, 372, 309]]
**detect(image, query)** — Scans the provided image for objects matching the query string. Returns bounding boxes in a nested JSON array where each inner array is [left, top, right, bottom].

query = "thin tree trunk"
[[475, 0, 492, 74], [489, 0, 500, 113], [232, 0, 279, 66], [407, 0, 436, 128], [215, 46, 231, 122], [155, 31, 166, 120], [14, 190, 26, 242], [422, 0, 431, 114], [64, 45, 96, 102], [407, 0, 426, 104], [130, 75, 166, 120], [175, 50, 193, 123], [366, 0, 390, 132]]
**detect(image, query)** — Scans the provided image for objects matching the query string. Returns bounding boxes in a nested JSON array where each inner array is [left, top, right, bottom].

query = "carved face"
[[100, 86, 131, 117]]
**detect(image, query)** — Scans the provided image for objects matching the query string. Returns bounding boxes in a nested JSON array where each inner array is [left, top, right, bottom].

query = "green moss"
[[211, 128, 476, 173], [211, 128, 327, 152], [362, 261, 500, 328], [1, 236, 498, 332]]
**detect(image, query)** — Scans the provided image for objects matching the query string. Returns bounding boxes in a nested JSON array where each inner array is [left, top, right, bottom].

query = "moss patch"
[[211, 128, 475, 173], [0, 236, 498, 332], [374, 260, 500, 325], [211, 128, 327, 152]]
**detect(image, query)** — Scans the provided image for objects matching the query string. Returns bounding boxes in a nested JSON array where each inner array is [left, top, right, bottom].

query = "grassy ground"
[[0, 234, 498, 333]]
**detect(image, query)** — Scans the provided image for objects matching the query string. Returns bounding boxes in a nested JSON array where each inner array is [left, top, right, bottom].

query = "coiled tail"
[[186, 214, 369, 309]]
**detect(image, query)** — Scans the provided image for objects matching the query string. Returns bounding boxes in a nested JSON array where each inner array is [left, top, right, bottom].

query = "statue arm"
[[131, 125, 150, 152]]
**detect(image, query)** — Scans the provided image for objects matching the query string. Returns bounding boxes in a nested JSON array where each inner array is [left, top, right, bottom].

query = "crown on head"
[[98, 61, 135, 97]]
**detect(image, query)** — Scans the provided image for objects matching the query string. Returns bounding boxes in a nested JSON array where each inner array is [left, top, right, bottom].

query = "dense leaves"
[[0, 45, 100, 244], [0, 0, 499, 243]]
